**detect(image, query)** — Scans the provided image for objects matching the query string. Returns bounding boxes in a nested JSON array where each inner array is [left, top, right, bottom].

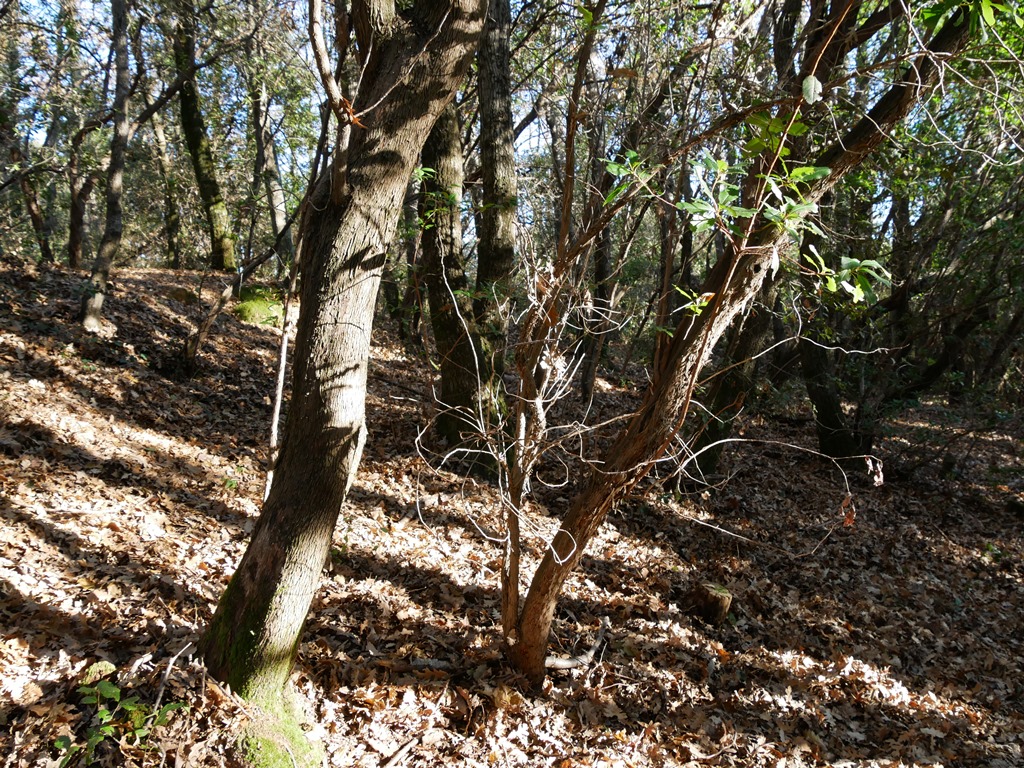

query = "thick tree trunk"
[[473, 0, 518, 424], [173, 0, 236, 272], [200, 0, 486, 706], [80, 0, 129, 331], [506, 11, 973, 685], [420, 103, 480, 447]]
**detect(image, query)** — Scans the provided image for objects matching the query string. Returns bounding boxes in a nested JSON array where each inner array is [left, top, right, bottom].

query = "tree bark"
[[200, 0, 486, 706], [506, 9, 974, 685], [685, 277, 779, 483], [473, 0, 518, 424], [250, 76, 295, 268], [80, 0, 129, 331], [173, 0, 236, 272], [420, 103, 480, 447], [146, 95, 183, 269]]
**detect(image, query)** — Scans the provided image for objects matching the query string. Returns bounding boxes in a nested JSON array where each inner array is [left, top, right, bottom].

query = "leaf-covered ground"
[[1, 257, 1022, 767]]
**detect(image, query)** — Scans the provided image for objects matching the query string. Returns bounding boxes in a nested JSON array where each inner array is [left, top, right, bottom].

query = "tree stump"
[[686, 582, 733, 625]]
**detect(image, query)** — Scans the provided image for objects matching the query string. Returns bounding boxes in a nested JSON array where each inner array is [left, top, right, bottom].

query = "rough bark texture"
[[80, 0, 129, 332], [420, 103, 479, 447], [173, 0, 236, 272], [200, 0, 486, 705], [473, 0, 518, 425], [507, 10, 974, 685]]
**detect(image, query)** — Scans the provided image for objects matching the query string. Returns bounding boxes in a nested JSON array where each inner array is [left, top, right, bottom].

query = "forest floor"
[[1, 256, 1022, 768]]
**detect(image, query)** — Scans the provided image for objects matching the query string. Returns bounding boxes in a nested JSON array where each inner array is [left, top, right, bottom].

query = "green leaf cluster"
[[804, 246, 892, 304], [54, 677, 188, 766], [603, 150, 663, 206]]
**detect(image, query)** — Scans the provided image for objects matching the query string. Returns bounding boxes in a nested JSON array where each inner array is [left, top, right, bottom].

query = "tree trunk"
[[9, 147, 54, 263], [506, 10, 973, 685], [80, 0, 129, 331], [420, 103, 480, 447], [473, 0, 517, 424], [684, 278, 778, 483], [579, 225, 612, 404], [251, 76, 295, 268], [146, 96, 183, 269], [173, 0, 236, 272], [796, 226, 870, 461], [396, 179, 424, 344], [67, 171, 92, 270], [200, 0, 486, 706]]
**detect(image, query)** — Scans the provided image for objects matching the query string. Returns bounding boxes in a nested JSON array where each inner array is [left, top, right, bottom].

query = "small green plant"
[[982, 542, 1004, 563], [54, 676, 188, 766]]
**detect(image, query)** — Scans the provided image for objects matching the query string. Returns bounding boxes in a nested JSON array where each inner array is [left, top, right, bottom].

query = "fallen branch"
[[545, 616, 611, 670]]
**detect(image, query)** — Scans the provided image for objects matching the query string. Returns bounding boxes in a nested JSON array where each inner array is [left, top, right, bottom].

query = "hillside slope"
[[1, 256, 1022, 767]]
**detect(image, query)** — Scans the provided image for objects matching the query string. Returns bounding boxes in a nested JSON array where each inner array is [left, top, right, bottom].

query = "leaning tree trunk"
[[420, 103, 481, 448], [10, 147, 54, 263], [684, 277, 779, 483], [200, 0, 486, 707], [506, 10, 974, 685], [173, 0, 236, 272], [80, 0, 129, 331]]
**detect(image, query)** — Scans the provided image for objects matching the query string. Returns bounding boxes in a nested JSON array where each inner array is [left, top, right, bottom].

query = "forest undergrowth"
[[1, 258, 1022, 767]]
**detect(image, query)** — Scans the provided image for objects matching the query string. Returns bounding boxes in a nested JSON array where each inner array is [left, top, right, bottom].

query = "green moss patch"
[[234, 286, 284, 327], [239, 693, 323, 768]]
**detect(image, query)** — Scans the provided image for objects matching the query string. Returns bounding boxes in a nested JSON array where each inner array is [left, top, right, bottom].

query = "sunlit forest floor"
[[2, 256, 1022, 767]]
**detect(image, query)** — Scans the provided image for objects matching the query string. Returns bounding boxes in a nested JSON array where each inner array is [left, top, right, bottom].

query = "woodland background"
[[1, 0, 1023, 766]]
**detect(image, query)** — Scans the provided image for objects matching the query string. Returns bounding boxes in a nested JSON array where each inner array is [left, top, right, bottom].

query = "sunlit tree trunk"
[[173, 0, 235, 272], [507, 10, 973, 685], [201, 0, 486, 707], [80, 0, 129, 331]]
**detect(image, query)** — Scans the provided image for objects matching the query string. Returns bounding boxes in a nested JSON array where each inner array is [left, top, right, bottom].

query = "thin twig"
[[152, 641, 194, 713]]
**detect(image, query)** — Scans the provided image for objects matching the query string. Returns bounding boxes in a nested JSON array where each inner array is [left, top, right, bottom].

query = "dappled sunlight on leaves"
[[1, 261, 1021, 766]]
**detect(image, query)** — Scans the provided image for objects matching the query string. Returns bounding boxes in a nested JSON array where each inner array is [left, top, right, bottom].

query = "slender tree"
[[201, 0, 487, 710], [503, 6, 976, 685], [80, 0, 130, 331], [172, 0, 236, 272]]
